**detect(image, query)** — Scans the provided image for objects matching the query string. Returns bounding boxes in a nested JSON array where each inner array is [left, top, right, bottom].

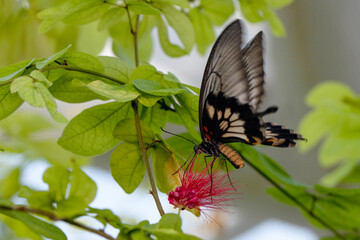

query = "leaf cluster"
[[300, 82, 360, 186]]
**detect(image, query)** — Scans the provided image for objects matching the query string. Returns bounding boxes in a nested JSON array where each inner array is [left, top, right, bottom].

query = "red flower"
[[168, 159, 240, 217]]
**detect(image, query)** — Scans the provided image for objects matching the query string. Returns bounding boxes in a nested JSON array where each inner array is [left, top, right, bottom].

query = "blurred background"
[[1, 0, 360, 239]]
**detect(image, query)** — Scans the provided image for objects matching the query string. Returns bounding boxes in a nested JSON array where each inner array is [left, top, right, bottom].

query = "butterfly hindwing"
[[262, 122, 305, 147]]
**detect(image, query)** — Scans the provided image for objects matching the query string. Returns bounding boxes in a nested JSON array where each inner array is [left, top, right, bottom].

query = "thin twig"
[[240, 154, 346, 240], [132, 100, 165, 216], [124, 1, 165, 216], [0, 205, 116, 240]]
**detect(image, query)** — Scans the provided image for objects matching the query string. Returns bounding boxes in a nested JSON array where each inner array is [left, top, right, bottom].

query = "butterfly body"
[[196, 20, 305, 168]]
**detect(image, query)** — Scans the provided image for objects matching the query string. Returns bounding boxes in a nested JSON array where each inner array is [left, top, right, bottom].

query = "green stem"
[[0, 205, 116, 240], [132, 100, 165, 216], [241, 155, 345, 240], [124, 1, 165, 216]]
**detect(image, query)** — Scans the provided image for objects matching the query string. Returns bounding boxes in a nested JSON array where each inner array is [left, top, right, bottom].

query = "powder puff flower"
[[168, 159, 240, 217]]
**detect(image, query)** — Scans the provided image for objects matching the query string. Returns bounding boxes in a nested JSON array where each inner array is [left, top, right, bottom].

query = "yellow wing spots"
[[221, 132, 249, 141], [218, 143, 244, 168], [217, 110, 223, 120], [224, 108, 231, 118], [219, 120, 229, 130], [251, 136, 262, 145], [229, 113, 239, 122], [227, 126, 245, 134], [206, 103, 215, 119]]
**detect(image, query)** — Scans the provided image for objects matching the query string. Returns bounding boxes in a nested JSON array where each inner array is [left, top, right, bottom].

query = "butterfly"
[[194, 19, 305, 169]]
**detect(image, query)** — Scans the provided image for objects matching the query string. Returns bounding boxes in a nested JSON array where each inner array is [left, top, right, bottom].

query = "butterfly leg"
[[222, 157, 237, 192]]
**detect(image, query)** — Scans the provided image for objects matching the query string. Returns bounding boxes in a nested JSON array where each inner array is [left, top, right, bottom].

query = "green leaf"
[[43, 166, 71, 202], [137, 93, 163, 107], [63, 1, 110, 25], [57, 198, 87, 218], [10, 76, 45, 107], [319, 133, 360, 167], [143, 214, 200, 240], [110, 17, 154, 64], [306, 82, 354, 108], [49, 72, 109, 103], [153, 145, 178, 193], [0, 209, 67, 240], [239, 0, 287, 36], [30, 70, 52, 86], [69, 163, 97, 205], [98, 7, 126, 31], [131, 65, 184, 96], [140, 103, 168, 134], [0, 168, 20, 200], [151, 0, 190, 8], [132, 79, 184, 96], [35, 82, 68, 123], [19, 187, 54, 211], [58, 51, 104, 73], [188, 8, 215, 55], [266, 187, 312, 208], [75, 22, 108, 56], [110, 142, 145, 193], [157, 214, 182, 232], [87, 207, 122, 229], [231, 143, 309, 188], [113, 118, 155, 144], [97, 56, 134, 84], [298, 110, 336, 152], [128, 1, 161, 15], [82, 80, 140, 102], [36, 45, 72, 70], [58, 102, 132, 156], [0, 84, 23, 120], [0, 200, 13, 207], [154, 3, 194, 57], [201, 0, 234, 26], [0, 59, 34, 82]]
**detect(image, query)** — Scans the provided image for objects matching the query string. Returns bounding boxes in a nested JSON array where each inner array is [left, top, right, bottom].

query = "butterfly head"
[[194, 140, 220, 157]]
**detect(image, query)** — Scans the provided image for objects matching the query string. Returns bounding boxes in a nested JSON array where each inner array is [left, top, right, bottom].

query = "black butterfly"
[[194, 20, 304, 169]]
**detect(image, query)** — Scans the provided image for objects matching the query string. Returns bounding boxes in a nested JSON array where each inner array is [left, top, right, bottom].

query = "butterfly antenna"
[[160, 127, 197, 145], [172, 152, 196, 175]]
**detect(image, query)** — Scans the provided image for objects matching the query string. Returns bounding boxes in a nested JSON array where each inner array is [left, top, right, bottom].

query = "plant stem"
[[241, 155, 345, 240], [124, 1, 165, 216], [0, 205, 116, 240], [132, 101, 165, 216]]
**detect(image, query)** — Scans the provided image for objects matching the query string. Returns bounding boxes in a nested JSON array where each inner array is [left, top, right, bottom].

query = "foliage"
[[2, 0, 357, 240], [299, 82, 360, 187]]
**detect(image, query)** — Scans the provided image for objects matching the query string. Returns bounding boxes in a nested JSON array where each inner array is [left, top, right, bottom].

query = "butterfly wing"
[[199, 20, 266, 144], [262, 122, 305, 147]]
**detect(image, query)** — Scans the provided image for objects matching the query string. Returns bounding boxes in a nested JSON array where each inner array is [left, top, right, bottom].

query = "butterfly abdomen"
[[218, 143, 245, 168]]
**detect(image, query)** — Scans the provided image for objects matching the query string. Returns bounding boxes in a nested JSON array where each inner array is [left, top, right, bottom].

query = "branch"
[[124, 0, 165, 216], [0, 205, 116, 240], [132, 100, 165, 216], [241, 155, 346, 240]]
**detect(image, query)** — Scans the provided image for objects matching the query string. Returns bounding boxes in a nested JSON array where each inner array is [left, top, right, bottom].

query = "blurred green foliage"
[[300, 82, 360, 187], [4, 1, 356, 240]]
